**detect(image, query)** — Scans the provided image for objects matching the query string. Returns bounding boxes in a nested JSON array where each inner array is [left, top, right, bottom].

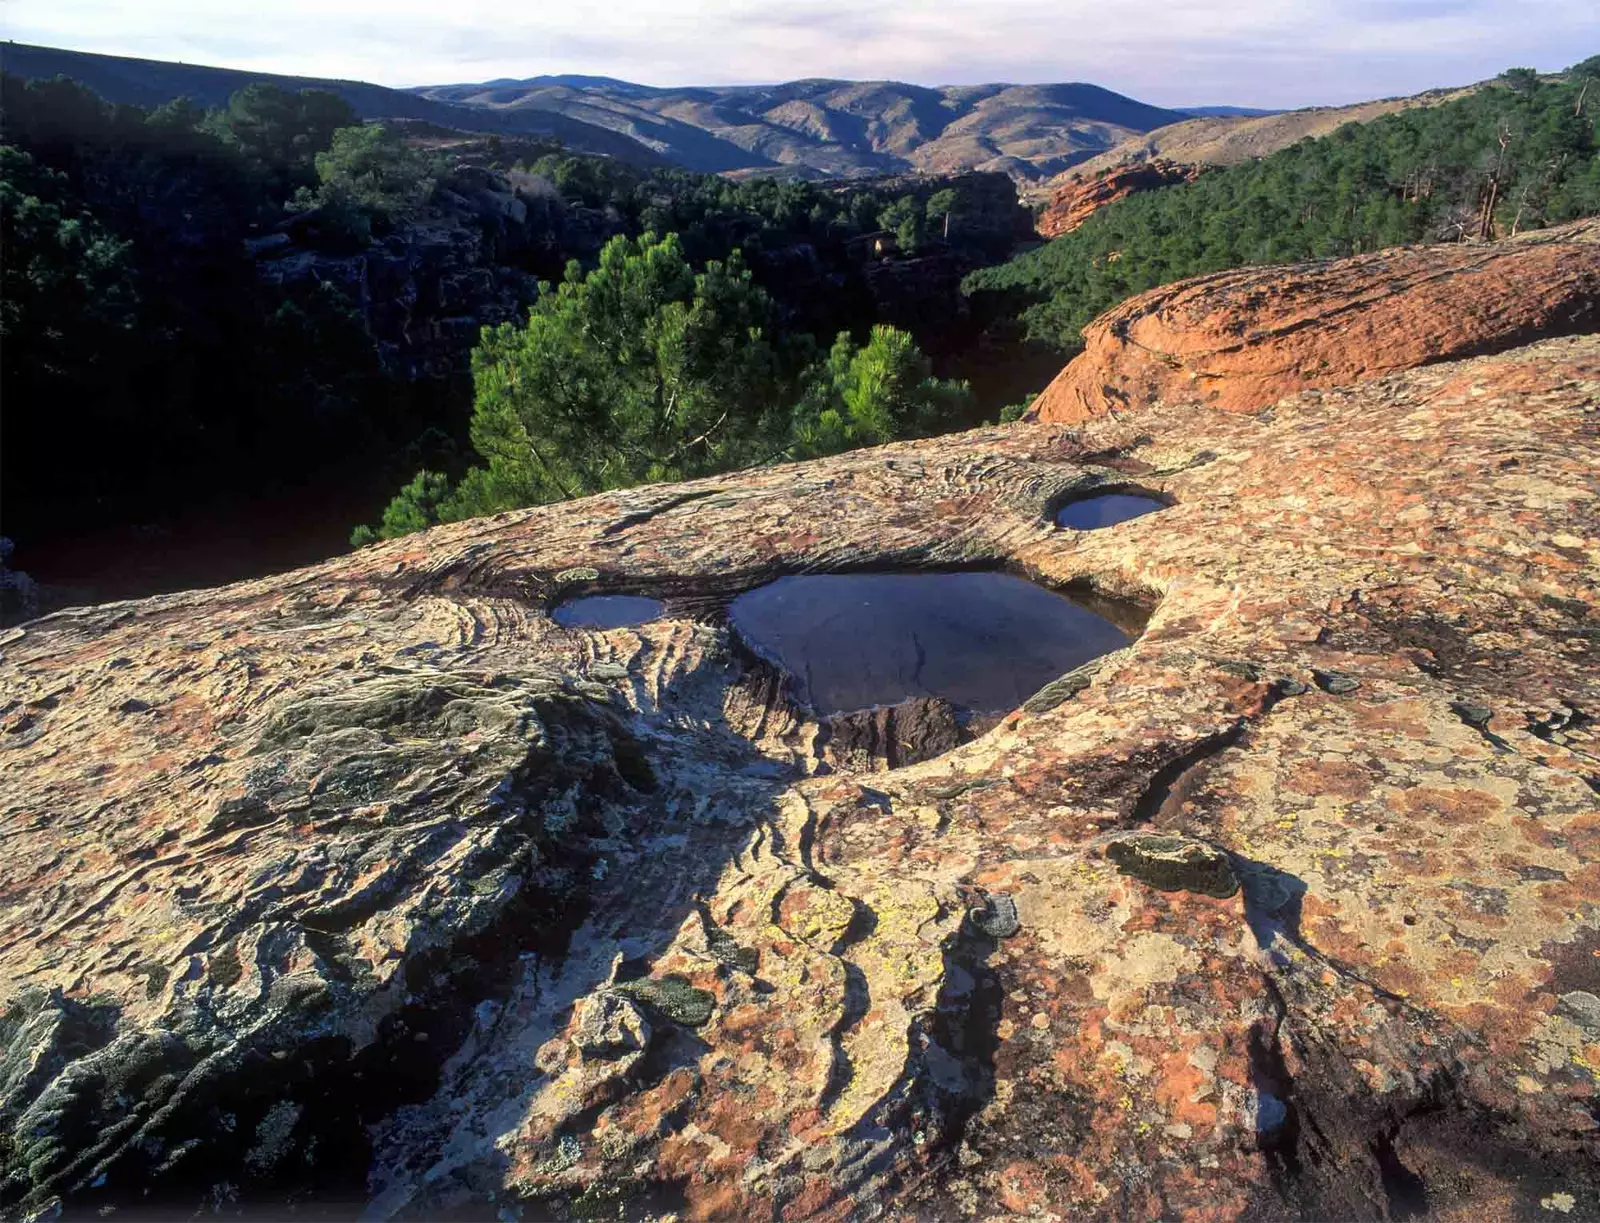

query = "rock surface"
[[1029, 219, 1600, 423], [2, 326, 1599, 1218], [252, 165, 624, 382], [1036, 159, 1203, 238]]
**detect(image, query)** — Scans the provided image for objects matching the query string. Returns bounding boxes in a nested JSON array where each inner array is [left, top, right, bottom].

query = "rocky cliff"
[[1029, 219, 1600, 423], [2, 261, 1598, 1218], [1036, 159, 1203, 238], [250, 166, 622, 381]]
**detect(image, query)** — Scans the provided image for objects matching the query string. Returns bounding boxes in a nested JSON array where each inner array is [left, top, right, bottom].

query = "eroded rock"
[[1028, 218, 1600, 422], [1037, 158, 1203, 238], [2, 329, 1598, 1219], [1105, 833, 1240, 898]]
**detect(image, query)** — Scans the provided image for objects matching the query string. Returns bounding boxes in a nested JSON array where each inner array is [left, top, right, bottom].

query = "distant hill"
[[0, 42, 667, 165], [1033, 84, 1480, 196], [411, 77, 1187, 178], [1174, 105, 1281, 117], [1, 43, 1189, 180]]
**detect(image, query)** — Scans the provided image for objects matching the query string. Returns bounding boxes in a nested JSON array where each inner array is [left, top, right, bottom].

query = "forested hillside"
[[969, 62, 1600, 362], [0, 71, 1031, 600], [5, 57, 1599, 603]]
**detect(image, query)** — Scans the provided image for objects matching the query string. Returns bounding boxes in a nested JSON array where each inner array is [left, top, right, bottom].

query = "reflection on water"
[[729, 572, 1135, 714], [551, 595, 666, 629], [1056, 493, 1166, 530]]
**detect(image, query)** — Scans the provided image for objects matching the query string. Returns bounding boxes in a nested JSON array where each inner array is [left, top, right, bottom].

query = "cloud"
[[3, 0, 1595, 106]]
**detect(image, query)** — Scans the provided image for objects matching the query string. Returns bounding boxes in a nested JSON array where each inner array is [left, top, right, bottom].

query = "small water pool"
[[1056, 493, 1166, 530], [728, 572, 1133, 715], [551, 595, 666, 630]]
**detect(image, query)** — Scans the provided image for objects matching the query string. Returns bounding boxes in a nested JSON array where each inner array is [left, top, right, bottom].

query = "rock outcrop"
[[1037, 159, 1202, 238], [1029, 219, 1600, 423], [3, 329, 1599, 1214], [250, 166, 624, 380]]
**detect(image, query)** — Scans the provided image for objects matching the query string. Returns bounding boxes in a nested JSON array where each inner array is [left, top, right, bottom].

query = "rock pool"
[[728, 571, 1133, 714], [1056, 493, 1166, 530], [552, 595, 665, 629]]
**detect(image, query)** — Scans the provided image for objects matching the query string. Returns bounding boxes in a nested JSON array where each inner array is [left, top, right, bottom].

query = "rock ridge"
[[1028, 218, 1600, 423]]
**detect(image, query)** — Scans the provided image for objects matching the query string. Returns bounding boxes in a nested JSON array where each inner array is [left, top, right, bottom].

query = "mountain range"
[[408, 76, 1186, 178], [3, 42, 1191, 178]]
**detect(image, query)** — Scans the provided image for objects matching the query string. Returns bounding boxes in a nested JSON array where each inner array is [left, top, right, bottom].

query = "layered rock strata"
[[1036, 159, 1202, 238], [1, 331, 1598, 1219], [1029, 219, 1600, 423]]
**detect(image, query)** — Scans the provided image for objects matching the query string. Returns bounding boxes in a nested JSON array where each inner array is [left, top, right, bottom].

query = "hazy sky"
[[4, 0, 1596, 107]]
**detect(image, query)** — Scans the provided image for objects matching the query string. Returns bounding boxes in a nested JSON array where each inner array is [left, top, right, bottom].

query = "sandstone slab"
[[1036, 158, 1202, 238], [1, 335, 1598, 1219], [1029, 219, 1600, 423]]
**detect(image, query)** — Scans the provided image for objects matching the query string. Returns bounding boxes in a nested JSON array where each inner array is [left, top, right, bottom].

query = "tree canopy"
[[355, 233, 972, 541]]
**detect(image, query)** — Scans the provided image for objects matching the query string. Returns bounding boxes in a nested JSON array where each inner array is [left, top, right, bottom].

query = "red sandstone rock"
[[1028, 218, 1600, 423], [1036, 158, 1201, 238], [2, 334, 1598, 1217]]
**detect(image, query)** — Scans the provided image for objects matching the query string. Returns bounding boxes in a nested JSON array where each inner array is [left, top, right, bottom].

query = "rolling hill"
[[1, 42, 1185, 180], [410, 77, 1186, 178], [1032, 82, 1480, 197], [0, 42, 667, 165]]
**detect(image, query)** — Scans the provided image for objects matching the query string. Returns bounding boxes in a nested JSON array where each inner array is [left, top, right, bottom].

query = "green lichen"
[[1106, 834, 1239, 899], [209, 942, 244, 990], [569, 1174, 642, 1220], [705, 928, 758, 974], [551, 567, 600, 587], [611, 975, 714, 1027]]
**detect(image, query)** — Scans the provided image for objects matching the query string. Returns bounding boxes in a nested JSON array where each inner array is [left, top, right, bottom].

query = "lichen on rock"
[[3, 236, 1599, 1220], [1105, 833, 1241, 898]]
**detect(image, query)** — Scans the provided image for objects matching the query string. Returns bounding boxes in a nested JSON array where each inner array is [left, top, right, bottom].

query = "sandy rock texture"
[[1036, 159, 1202, 239], [1, 327, 1598, 1218], [1029, 219, 1600, 424]]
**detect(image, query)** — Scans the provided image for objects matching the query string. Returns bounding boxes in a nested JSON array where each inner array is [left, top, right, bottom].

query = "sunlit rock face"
[[1029, 217, 1600, 423], [1036, 158, 1202, 238], [2, 304, 1598, 1214]]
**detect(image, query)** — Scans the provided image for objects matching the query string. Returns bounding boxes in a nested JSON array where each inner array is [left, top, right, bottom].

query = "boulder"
[[1029, 218, 1600, 422], [1037, 158, 1201, 238], [2, 328, 1598, 1218]]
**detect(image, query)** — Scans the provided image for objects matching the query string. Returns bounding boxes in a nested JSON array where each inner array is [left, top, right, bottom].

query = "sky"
[[3, 0, 1597, 108]]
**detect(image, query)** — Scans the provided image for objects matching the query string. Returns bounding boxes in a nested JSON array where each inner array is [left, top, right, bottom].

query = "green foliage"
[[1500, 68, 1540, 96], [523, 156, 1026, 268], [1, 72, 395, 541], [878, 195, 927, 252], [995, 397, 1034, 423], [358, 232, 791, 537], [926, 187, 959, 240], [3, 69, 1026, 561], [351, 470, 453, 546], [526, 152, 641, 209], [204, 83, 357, 198], [357, 236, 969, 540], [0, 144, 137, 373], [301, 123, 444, 235], [470, 232, 785, 497], [967, 70, 1600, 354], [790, 326, 972, 456]]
